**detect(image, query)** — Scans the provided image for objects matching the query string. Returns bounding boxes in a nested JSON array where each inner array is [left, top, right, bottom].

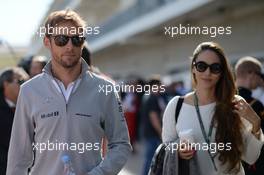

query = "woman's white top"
[[162, 96, 264, 175]]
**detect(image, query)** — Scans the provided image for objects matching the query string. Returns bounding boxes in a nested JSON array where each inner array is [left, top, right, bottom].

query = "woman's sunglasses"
[[51, 35, 85, 47], [193, 61, 222, 74]]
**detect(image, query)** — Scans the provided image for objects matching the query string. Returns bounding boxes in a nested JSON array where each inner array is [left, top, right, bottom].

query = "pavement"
[[119, 142, 145, 175]]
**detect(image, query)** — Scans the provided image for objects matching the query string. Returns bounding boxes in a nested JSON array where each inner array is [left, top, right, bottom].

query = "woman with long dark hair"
[[162, 42, 263, 174]]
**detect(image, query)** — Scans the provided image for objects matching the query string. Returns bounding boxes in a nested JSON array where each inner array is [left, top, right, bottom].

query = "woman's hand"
[[178, 140, 196, 160], [233, 98, 261, 134]]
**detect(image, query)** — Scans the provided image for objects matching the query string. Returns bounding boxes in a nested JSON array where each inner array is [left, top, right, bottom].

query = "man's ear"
[[43, 36, 51, 49], [81, 44, 84, 51]]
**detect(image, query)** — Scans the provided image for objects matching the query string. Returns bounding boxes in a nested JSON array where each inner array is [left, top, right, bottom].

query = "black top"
[[238, 87, 264, 122], [142, 94, 166, 139], [0, 92, 15, 174]]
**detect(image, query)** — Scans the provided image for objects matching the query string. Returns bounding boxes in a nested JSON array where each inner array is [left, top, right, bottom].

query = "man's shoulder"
[[146, 94, 160, 106], [83, 71, 118, 97], [20, 73, 46, 91], [85, 71, 115, 86]]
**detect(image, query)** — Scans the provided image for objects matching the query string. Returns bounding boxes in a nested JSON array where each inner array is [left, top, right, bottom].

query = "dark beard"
[[59, 58, 80, 68]]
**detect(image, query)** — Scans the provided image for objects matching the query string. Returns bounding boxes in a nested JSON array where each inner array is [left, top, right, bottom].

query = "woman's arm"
[[233, 95, 262, 139], [162, 96, 179, 142], [233, 96, 264, 164], [241, 126, 264, 164]]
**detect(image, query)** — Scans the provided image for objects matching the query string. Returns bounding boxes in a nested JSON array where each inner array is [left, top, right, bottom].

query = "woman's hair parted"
[[191, 42, 243, 173]]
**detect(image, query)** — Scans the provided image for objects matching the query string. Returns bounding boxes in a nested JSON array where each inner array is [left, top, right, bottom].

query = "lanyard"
[[194, 91, 218, 171]]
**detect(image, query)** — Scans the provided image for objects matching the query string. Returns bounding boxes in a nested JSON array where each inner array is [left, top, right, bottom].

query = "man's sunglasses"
[[51, 35, 85, 47], [193, 61, 222, 74], [12, 79, 25, 85]]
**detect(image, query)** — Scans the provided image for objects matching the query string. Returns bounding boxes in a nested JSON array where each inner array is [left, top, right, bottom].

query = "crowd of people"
[[0, 9, 264, 175]]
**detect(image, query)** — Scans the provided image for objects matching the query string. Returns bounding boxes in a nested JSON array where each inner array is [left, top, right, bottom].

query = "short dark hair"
[[0, 68, 15, 92], [235, 56, 262, 78], [148, 75, 161, 86], [0, 67, 29, 93]]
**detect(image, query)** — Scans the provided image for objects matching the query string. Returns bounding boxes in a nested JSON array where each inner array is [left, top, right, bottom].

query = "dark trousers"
[[142, 137, 161, 175]]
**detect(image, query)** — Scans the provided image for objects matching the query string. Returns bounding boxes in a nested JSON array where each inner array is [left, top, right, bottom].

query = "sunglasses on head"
[[193, 61, 222, 74], [51, 35, 85, 47]]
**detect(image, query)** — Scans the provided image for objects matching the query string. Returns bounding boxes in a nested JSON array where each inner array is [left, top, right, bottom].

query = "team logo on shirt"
[[41, 111, 59, 119]]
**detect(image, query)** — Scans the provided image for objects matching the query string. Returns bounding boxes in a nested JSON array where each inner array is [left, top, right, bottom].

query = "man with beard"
[[7, 9, 131, 175]]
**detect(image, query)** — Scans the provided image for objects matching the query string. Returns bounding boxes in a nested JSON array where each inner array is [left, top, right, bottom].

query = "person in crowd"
[[0, 67, 29, 174], [142, 75, 166, 175], [252, 78, 264, 106], [122, 79, 139, 148], [29, 56, 47, 78], [235, 56, 264, 125], [235, 56, 264, 175], [162, 42, 263, 174]]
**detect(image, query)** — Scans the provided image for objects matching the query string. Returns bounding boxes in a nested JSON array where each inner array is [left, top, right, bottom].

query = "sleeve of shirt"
[[233, 95, 264, 164], [241, 117, 264, 164], [88, 84, 132, 175], [6, 86, 35, 175], [162, 96, 179, 143]]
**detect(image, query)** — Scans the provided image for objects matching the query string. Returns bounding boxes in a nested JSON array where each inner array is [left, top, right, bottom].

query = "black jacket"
[[238, 87, 264, 126], [0, 92, 15, 175]]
